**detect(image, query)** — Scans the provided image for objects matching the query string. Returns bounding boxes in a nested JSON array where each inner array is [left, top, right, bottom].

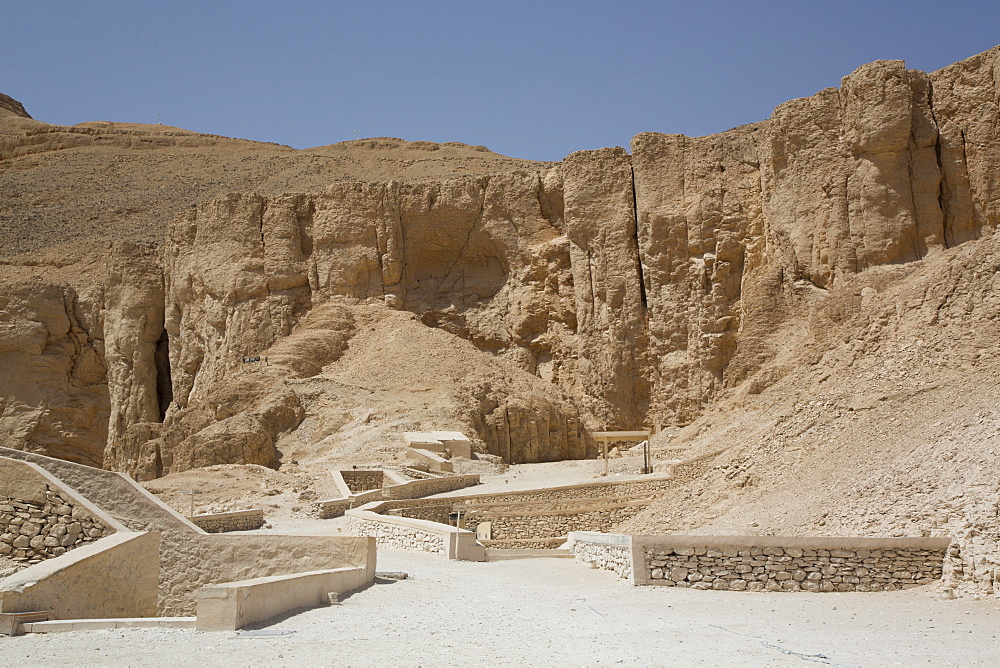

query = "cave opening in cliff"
[[154, 328, 173, 422]]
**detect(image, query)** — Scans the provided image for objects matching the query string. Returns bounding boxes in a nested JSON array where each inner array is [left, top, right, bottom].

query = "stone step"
[[22, 617, 196, 633], [485, 548, 573, 561]]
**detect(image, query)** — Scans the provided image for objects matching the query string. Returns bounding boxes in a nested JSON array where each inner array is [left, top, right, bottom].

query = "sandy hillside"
[[0, 104, 551, 261], [619, 229, 1000, 594]]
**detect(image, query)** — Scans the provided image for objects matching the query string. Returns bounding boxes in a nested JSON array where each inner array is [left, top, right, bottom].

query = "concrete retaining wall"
[[569, 533, 951, 592], [196, 566, 370, 631], [0, 531, 159, 619], [188, 509, 265, 533]]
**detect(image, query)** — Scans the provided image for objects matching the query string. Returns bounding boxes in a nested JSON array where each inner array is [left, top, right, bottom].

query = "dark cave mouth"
[[154, 328, 172, 422]]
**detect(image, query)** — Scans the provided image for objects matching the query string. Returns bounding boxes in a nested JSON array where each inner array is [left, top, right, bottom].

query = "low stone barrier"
[[0, 531, 159, 619], [313, 475, 481, 519], [481, 537, 567, 550], [666, 449, 727, 484], [568, 532, 633, 580], [188, 509, 265, 533], [195, 566, 370, 631], [569, 532, 951, 592], [458, 475, 678, 505], [380, 475, 481, 500], [339, 470, 386, 493], [346, 502, 485, 561], [478, 500, 655, 540]]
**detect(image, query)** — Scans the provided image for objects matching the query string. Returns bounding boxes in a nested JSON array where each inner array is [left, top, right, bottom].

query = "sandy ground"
[[5, 548, 1000, 666]]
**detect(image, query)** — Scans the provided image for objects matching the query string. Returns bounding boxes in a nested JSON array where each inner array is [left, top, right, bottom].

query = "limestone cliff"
[[0, 46, 998, 479]]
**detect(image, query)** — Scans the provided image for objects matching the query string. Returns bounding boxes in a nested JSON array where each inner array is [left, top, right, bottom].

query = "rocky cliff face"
[[1, 46, 997, 479]]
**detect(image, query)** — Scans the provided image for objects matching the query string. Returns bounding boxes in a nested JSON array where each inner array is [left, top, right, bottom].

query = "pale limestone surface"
[[0, 532, 159, 619], [3, 550, 1000, 665]]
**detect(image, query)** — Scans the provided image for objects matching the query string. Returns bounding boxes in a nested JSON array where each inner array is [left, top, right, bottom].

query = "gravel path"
[[6, 550, 1000, 666]]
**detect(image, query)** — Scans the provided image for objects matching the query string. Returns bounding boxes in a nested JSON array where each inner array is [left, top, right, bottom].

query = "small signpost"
[[181, 489, 203, 517]]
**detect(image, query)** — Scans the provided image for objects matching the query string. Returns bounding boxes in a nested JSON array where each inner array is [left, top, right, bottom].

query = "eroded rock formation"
[[0, 46, 998, 478]]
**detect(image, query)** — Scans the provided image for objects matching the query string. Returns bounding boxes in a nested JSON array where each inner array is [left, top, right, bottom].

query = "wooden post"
[[602, 438, 608, 477]]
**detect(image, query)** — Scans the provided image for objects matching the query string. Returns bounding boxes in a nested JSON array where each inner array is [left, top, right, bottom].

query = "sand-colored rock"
[[0, 47, 998, 511], [0, 278, 107, 466]]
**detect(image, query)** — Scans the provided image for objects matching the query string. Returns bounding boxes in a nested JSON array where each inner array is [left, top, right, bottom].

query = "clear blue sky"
[[4, 1, 999, 161]]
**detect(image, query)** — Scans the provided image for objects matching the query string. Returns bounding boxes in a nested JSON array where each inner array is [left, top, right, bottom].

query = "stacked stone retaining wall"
[[666, 449, 726, 485], [340, 470, 386, 493], [569, 533, 951, 592], [1, 489, 114, 567], [387, 506, 453, 524], [188, 509, 265, 533], [570, 533, 632, 580], [380, 474, 480, 500], [483, 503, 653, 540], [347, 513, 447, 555], [457, 475, 678, 505]]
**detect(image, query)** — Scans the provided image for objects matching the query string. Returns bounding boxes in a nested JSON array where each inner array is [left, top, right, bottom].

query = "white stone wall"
[[189, 509, 265, 533], [347, 515, 446, 555], [572, 538, 633, 580]]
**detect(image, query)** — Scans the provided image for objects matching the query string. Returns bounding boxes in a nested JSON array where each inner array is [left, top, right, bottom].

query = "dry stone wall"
[[642, 542, 946, 592], [569, 533, 950, 592], [387, 506, 452, 524], [571, 534, 633, 580], [347, 513, 446, 555], [313, 474, 482, 519], [188, 509, 265, 533], [484, 504, 652, 540], [340, 470, 386, 493], [381, 474, 481, 500], [461, 475, 677, 505], [0, 489, 113, 566]]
